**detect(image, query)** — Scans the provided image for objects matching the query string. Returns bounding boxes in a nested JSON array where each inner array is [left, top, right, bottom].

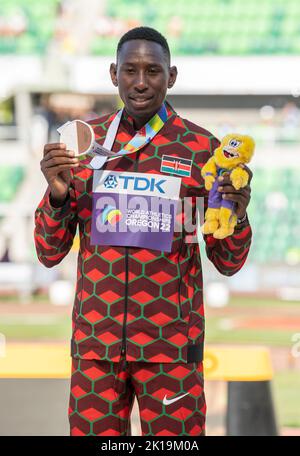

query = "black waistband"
[[187, 343, 204, 363], [71, 340, 204, 363]]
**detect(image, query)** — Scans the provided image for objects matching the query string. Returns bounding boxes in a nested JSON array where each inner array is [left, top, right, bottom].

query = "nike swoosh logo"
[[163, 392, 189, 405]]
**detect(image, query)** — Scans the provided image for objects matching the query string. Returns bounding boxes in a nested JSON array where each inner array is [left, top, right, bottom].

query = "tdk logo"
[[119, 175, 166, 193], [104, 175, 118, 189]]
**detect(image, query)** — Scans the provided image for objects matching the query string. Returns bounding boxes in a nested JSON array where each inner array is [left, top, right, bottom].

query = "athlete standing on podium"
[[34, 26, 252, 436]]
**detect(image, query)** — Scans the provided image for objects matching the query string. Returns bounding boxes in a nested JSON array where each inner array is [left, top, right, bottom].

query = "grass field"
[[273, 370, 300, 429], [0, 314, 71, 341], [206, 318, 296, 346], [205, 296, 300, 347]]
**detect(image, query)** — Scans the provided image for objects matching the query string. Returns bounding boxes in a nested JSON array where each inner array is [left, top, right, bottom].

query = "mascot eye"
[[229, 139, 241, 148]]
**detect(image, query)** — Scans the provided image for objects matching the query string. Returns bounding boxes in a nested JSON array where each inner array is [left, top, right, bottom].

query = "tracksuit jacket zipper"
[[120, 151, 141, 357], [120, 150, 185, 356], [177, 236, 184, 319], [120, 249, 129, 357]]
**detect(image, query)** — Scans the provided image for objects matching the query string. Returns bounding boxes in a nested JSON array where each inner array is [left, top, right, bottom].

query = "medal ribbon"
[[88, 102, 168, 169]]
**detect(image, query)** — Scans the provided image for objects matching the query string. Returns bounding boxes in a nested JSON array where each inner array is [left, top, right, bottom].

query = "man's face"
[[110, 39, 177, 122]]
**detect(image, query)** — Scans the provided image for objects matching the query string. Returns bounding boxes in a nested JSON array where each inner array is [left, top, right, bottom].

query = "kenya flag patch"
[[160, 155, 192, 177]]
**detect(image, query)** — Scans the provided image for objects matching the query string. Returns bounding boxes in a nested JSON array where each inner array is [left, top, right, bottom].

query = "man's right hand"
[[40, 143, 79, 204]]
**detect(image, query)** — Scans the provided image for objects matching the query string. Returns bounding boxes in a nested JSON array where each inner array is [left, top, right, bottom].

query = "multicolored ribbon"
[[118, 102, 167, 155], [87, 102, 168, 169]]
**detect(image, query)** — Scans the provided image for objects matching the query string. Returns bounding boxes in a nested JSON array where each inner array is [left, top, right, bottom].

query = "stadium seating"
[[91, 0, 300, 56], [247, 168, 300, 264], [0, 0, 59, 55], [1, 0, 300, 56]]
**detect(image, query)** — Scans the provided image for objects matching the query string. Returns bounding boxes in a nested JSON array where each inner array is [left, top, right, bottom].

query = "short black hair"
[[117, 26, 170, 63]]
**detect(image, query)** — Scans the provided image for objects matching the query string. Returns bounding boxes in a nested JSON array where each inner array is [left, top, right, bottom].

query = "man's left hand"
[[217, 165, 252, 219]]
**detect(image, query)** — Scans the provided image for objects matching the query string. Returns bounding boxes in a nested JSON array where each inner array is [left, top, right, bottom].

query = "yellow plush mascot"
[[201, 134, 255, 239]]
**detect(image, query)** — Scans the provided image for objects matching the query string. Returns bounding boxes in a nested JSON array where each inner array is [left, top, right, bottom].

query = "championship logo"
[[101, 205, 123, 225]]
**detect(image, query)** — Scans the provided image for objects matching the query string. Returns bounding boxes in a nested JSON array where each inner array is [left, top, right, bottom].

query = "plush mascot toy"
[[201, 134, 255, 239]]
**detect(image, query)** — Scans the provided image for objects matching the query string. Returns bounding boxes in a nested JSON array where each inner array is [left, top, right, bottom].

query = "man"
[[34, 27, 252, 436]]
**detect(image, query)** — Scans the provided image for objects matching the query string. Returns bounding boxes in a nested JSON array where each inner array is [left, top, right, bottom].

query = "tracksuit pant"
[[68, 353, 206, 436]]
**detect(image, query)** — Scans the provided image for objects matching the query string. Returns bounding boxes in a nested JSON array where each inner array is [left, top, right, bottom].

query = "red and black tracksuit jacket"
[[34, 102, 252, 364]]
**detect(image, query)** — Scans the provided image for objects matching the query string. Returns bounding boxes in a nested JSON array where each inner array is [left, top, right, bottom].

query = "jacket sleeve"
[[202, 136, 252, 276], [34, 175, 78, 268]]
